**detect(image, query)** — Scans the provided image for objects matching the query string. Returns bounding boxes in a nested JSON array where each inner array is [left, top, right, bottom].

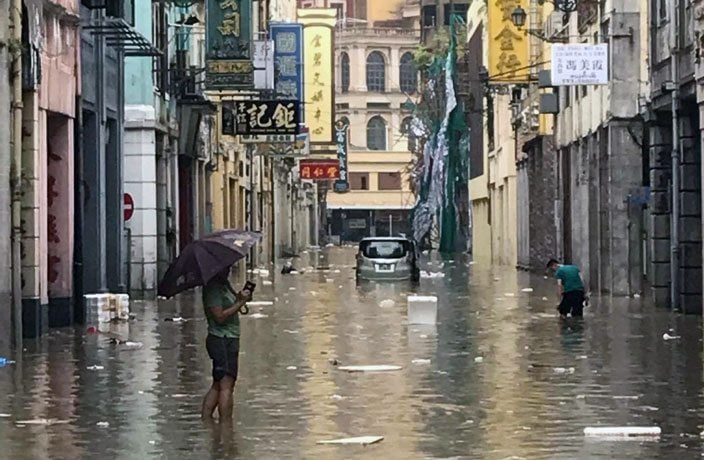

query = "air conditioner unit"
[[543, 12, 564, 41]]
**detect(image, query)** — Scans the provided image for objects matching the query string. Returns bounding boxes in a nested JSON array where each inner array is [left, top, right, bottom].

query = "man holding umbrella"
[[158, 230, 261, 421], [200, 268, 251, 421]]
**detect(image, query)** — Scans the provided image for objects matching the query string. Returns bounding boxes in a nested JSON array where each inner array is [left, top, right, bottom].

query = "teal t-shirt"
[[555, 265, 584, 292], [202, 282, 240, 338]]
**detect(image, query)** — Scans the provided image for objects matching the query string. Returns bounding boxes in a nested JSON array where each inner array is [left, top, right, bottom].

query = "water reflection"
[[0, 248, 702, 459]]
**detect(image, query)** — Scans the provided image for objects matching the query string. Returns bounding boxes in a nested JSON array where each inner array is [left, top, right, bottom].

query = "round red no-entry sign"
[[124, 193, 134, 221]]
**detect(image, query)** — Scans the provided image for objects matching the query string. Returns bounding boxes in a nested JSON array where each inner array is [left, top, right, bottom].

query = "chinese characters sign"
[[488, 0, 528, 81], [551, 44, 608, 86], [298, 8, 336, 144], [299, 159, 340, 180], [334, 119, 349, 192], [206, 0, 253, 89], [270, 23, 304, 121], [221, 101, 300, 135]]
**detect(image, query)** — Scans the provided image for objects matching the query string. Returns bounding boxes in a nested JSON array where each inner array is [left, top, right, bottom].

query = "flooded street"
[[1, 247, 704, 459]]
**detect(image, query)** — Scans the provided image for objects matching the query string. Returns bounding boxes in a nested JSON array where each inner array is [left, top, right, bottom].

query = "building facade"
[[327, 21, 419, 241], [645, 0, 701, 310]]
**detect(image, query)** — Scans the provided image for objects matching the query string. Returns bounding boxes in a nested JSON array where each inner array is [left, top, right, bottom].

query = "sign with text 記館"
[[550, 44, 608, 86], [488, 0, 529, 82], [205, 0, 253, 89], [297, 8, 336, 144], [270, 23, 304, 121], [221, 100, 300, 135], [299, 159, 340, 180], [333, 119, 349, 192]]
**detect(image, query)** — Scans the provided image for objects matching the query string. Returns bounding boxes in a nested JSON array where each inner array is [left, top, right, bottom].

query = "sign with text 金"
[[551, 44, 608, 86], [299, 159, 340, 180], [205, 0, 254, 89], [270, 23, 304, 121], [298, 8, 336, 144], [488, 0, 529, 81], [223, 100, 300, 135], [334, 119, 349, 192]]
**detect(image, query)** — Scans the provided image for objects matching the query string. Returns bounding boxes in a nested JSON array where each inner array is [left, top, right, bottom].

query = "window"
[[400, 52, 417, 94], [401, 116, 416, 152], [378, 172, 402, 190], [366, 116, 386, 150], [366, 51, 386, 92], [340, 52, 350, 93], [360, 239, 409, 259], [350, 172, 369, 190]]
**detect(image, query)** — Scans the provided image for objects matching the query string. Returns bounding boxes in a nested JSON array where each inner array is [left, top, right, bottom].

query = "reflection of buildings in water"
[[113, 303, 161, 454], [472, 267, 540, 456]]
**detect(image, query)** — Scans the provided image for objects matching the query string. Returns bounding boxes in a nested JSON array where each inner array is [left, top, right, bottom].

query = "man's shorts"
[[206, 334, 240, 382], [558, 290, 585, 317]]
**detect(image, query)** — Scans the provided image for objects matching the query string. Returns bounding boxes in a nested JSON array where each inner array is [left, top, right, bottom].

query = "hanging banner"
[[205, 0, 254, 89], [270, 23, 304, 121], [487, 0, 529, 81], [333, 119, 349, 192], [298, 8, 336, 144], [299, 159, 340, 180]]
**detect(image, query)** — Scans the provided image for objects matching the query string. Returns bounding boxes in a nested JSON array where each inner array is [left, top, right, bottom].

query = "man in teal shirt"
[[200, 268, 252, 421], [547, 258, 586, 318]]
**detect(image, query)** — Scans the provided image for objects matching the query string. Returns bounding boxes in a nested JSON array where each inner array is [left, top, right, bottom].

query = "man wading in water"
[[546, 259, 586, 319], [200, 268, 252, 421]]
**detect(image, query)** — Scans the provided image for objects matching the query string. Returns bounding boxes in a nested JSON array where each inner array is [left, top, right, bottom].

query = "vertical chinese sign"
[[206, 0, 254, 89], [270, 23, 304, 122], [487, 0, 529, 81], [333, 119, 349, 192], [297, 8, 336, 145]]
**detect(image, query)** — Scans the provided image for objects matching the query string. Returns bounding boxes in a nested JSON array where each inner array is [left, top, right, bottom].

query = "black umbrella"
[[158, 229, 261, 298]]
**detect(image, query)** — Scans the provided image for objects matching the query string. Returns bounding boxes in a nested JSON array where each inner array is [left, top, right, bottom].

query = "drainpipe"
[[10, 0, 23, 345], [669, 0, 680, 310]]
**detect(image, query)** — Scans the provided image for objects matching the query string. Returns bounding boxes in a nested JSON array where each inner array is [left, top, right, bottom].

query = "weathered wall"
[[0, 0, 13, 349]]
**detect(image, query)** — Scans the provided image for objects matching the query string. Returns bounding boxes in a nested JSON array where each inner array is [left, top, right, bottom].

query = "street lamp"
[[510, 4, 568, 43]]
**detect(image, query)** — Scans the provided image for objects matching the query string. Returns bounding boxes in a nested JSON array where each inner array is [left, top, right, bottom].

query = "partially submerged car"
[[355, 237, 420, 282]]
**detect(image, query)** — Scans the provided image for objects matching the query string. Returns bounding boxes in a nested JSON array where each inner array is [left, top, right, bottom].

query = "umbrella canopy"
[[158, 229, 261, 298]]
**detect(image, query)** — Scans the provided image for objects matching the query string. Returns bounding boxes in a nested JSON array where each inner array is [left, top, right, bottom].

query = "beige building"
[[326, 20, 420, 240]]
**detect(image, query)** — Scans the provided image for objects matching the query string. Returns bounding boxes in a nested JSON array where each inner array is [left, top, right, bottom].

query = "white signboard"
[[551, 44, 608, 86], [253, 40, 275, 90]]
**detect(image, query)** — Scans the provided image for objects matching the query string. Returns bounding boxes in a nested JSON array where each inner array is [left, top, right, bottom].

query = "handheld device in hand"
[[243, 280, 256, 294]]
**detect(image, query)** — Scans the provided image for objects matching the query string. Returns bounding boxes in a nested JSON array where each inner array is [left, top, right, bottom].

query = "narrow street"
[[0, 248, 702, 459]]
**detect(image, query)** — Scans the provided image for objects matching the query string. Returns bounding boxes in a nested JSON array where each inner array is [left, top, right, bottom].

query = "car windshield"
[[360, 240, 409, 259]]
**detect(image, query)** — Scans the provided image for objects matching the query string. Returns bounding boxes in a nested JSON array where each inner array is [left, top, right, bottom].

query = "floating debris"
[[337, 365, 402, 373], [521, 288, 534, 292], [420, 271, 445, 279], [412, 358, 431, 365], [317, 436, 384, 446], [584, 426, 661, 438], [379, 299, 395, 308], [97, 421, 110, 428], [286, 366, 297, 371], [87, 365, 104, 371], [474, 357, 484, 363], [247, 301, 274, 307], [553, 367, 576, 374], [15, 418, 70, 426], [663, 333, 681, 341], [164, 317, 187, 323]]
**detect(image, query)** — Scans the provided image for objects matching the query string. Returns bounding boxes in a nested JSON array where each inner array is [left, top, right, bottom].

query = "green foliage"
[[412, 26, 467, 72]]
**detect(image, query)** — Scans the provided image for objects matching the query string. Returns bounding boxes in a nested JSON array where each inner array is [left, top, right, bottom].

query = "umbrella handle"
[[239, 305, 250, 315]]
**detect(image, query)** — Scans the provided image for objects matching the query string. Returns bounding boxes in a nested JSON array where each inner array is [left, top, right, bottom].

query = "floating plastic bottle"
[[0, 357, 15, 367]]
